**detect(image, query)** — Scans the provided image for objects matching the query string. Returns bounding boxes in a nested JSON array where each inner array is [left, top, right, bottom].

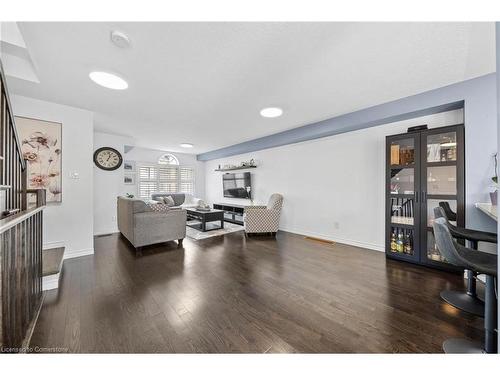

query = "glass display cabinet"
[[385, 124, 464, 272]]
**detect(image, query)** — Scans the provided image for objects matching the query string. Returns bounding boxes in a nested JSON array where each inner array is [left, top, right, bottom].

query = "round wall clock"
[[93, 147, 123, 171]]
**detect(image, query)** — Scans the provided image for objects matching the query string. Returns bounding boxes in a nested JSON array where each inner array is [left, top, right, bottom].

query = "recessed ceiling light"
[[180, 143, 194, 148], [260, 107, 283, 118], [89, 71, 128, 90]]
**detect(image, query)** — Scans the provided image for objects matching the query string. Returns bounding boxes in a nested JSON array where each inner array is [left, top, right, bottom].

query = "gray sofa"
[[151, 192, 202, 208], [117, 196, 186, 254]]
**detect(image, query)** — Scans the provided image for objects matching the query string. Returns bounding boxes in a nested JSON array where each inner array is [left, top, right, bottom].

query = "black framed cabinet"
[[385, 124, 465, 272]]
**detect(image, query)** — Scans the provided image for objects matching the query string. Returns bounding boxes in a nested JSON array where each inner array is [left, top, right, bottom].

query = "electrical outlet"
[[112, 215, 117, 222]]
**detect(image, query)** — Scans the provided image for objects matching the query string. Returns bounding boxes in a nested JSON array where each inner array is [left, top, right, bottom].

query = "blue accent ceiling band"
[[196, 73, 495, 161]]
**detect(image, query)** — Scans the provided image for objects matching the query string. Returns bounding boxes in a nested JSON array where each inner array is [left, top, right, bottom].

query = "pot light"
[[180, 143, 194, 148], [260, 107, 283, 118], [89, 71, 128, 90]]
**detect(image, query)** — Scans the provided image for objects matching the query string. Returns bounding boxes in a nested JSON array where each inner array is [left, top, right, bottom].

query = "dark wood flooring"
[[29, 231, 483, 353]]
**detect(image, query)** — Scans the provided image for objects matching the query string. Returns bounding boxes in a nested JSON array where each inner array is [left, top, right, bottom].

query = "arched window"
[[158, 153, 179, 165]]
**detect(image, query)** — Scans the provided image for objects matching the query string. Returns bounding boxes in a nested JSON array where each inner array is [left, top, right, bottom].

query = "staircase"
[[42, 247, 65, 291], [1, 59, 46, 350]]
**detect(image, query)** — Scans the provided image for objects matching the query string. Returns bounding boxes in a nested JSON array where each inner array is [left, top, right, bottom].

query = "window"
[[158, 153, 179, 165], [138, 163, 195, 199]]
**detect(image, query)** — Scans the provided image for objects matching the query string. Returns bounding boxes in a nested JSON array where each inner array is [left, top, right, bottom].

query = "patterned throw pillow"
[[147, 203, 170, 213], [163, 196, 175, 207]]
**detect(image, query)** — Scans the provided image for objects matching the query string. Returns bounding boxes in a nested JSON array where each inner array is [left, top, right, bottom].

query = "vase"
[[490, 190, 498, 206]]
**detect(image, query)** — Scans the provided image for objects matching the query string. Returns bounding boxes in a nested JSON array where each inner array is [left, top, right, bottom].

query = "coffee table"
[[186, 208, 224, 232]]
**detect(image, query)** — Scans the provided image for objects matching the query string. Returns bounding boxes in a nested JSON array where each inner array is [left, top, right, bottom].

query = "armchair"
[[117, 196, 186, 255], [244, 193, 284, 235]]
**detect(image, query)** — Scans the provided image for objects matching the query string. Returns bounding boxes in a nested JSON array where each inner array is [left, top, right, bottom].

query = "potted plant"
[[490, 153, 498, 206]]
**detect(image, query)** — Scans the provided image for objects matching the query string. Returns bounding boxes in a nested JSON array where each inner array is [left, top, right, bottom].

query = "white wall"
[[93, 132, 134, 236], [93, 137, 205, 235], [205, 109, 497, 251], [12, 95, 94, 259]]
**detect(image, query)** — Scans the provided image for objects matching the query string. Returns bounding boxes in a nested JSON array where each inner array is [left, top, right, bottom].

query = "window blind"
[[138, 164, 195, 199]]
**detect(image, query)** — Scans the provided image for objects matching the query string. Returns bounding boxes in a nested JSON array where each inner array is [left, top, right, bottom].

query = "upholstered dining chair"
[[244, 193, 284, 236]]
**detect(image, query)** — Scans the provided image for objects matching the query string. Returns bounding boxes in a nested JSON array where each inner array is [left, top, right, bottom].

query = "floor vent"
[[304, 236, 335, 245]]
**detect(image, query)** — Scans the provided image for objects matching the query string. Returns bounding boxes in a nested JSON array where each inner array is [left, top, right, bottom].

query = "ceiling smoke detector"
[[110, 30, 131, 48]]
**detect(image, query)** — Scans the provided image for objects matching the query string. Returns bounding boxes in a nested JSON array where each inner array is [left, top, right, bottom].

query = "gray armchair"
[[117, 196, 186, 254], [244, 193, 284, 235]]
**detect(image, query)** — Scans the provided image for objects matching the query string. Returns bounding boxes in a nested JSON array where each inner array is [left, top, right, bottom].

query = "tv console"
[[213, 203, 245, 225]]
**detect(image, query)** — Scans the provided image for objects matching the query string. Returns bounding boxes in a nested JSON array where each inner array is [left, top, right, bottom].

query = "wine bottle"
[[397, 232, 404, 253], [390, 231, 397, 252], [404, 233, 412, 255]]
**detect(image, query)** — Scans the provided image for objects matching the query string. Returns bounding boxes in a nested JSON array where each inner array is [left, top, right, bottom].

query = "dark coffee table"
[[186, 208, 224, 232]]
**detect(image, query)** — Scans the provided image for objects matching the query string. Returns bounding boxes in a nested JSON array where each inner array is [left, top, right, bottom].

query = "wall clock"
[[93, 147, 123, 171]]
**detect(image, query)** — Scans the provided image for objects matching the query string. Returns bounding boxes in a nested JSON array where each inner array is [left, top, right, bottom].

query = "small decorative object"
[[196, 200, 211, 211], [93, 147, 123, 171], [407, 124, 428, 133], [123, 160, 136, 172], [490, 153, 498, 206], [16, 116, 63, 203], [126, 193, 134, 198], [249, 159, 255, 166], [390, 144, 400, 165], [124, 173, 135, 185]]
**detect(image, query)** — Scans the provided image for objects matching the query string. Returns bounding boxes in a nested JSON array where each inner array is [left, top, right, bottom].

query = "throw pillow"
[[163, 196, 175, 207]]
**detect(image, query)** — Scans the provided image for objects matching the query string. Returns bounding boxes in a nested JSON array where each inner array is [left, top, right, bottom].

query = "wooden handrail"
[[0, 205, 45, 234]]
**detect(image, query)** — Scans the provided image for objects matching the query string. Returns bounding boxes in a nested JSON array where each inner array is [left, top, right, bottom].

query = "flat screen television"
[[223, 172, 251, 199]]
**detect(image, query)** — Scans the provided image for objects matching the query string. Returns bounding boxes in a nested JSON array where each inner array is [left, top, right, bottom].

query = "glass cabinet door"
[[386, 134, 420, 261], [420, 125, 464, 266]]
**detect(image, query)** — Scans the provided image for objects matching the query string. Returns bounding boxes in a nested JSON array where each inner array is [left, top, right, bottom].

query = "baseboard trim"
[[280, 227, 384, 252], [63, 247, 94, 259], [42, 273, 60, 291], [43, 240, 65, 250], [94, 230, 119, 237]]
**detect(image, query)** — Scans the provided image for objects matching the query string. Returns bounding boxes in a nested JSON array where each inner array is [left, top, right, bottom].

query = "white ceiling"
[[6, 22, 496, 154]]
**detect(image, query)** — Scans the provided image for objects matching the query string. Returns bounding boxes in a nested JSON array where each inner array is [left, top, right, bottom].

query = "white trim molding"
[[63, 247, 94, 260], [94, 230, 119, 237], [42, 273, 60, 291], [43, 240, 65, 250], [280, 227, 384, 253]]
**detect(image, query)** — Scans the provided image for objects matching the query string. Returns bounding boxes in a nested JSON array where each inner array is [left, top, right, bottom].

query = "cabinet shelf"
[[390, 164, 414, 169], [390, 223, 414, 229]]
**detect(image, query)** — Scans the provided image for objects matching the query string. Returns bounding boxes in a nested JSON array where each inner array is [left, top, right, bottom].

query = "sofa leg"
[[178, 238, 184, 247]]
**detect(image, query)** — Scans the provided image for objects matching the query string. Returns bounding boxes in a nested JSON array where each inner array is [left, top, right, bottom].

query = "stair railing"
[[0, 58, 45, 351]]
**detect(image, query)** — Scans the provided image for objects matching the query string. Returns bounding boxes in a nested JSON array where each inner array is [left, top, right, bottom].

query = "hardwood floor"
[[29, 231, 483, 353]]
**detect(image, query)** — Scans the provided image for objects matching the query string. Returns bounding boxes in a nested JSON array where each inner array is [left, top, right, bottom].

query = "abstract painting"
[[15, 116, 62, 203]]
